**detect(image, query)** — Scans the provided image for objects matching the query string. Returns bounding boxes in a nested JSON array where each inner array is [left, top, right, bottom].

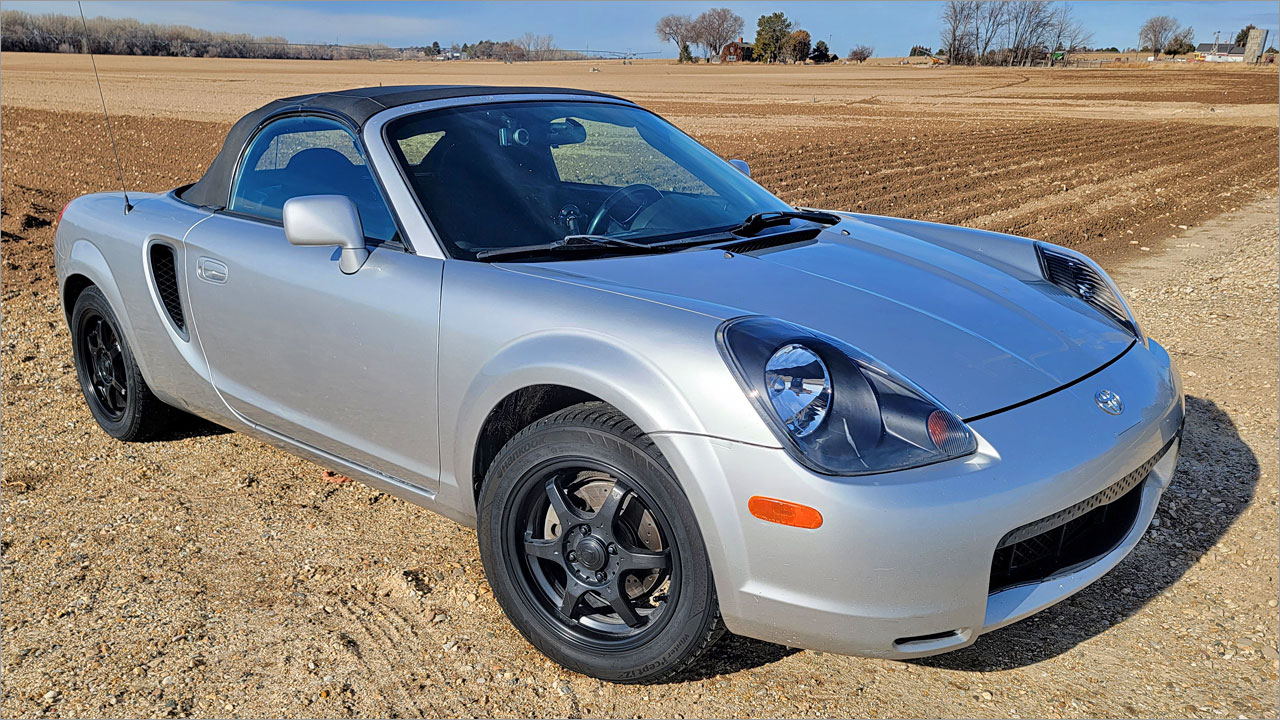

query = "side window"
[[230, 116, 398, 243], [549, 117, 711, 195]]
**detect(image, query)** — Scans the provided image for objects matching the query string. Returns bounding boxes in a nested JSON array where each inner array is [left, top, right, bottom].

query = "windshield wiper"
[[730, 210, 841, 237], [473, 234, 645, 261]]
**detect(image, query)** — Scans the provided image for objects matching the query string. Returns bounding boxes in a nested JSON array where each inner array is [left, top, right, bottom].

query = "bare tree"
[[1166, 25, 1195, 57], [847, 44, 874, 63], [971, 0, 1008, 62], [692, 7, 744, 60], [656, 14, 697, 59], [939, 0, 976, 64], [531, 33, 553, 61], [784, 29, 811, 63], [1047, 4, 1092, 65], [1138, 15, 1180, 60], [513, 32, 555, 61], [1003, 0, 1055, 66]]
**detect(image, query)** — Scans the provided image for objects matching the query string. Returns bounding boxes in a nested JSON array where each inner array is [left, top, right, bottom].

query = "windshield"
[[385, 101, 791, 260]]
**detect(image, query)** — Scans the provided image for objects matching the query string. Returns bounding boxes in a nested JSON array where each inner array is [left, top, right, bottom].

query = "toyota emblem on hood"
[[1095, 389, 1124, 415]]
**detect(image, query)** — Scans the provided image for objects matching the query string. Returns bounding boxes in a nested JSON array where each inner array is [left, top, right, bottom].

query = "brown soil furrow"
[[750, 121, 1206, 198], [916, 125, 1266, 227], [988, 135, 1278, 243]]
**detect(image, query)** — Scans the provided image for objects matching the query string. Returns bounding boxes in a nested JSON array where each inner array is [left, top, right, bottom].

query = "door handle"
[[197, 257, 228, 284]]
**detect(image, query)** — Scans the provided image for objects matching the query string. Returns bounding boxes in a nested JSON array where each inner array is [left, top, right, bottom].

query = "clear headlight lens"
[[764, 344, 831, 437], [718, 316, 977, 476]]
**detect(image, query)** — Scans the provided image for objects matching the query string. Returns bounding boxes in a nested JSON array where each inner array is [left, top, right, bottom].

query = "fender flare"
[[449, 328, 708, 494], [61, 238, 155, 382]]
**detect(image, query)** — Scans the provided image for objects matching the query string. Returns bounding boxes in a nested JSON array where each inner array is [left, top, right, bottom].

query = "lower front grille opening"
[[989, 479, 1144, 594]]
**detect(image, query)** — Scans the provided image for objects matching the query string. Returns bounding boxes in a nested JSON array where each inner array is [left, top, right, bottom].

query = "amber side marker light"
[[748, 496, 823, 529]]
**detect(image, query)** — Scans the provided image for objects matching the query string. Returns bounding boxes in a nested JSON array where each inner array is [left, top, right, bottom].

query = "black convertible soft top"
[[179, 85, 624, 209]]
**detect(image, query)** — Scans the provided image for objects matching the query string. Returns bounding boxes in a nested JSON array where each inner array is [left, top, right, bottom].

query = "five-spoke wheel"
[[517, 464, 676, 644], [479, 402, 723, 683]]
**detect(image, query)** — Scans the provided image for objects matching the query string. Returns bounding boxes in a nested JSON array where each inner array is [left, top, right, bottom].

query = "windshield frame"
[[368, 94, 793, 261]]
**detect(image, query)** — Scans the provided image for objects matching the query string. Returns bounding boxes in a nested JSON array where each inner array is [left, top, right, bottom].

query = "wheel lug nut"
[[567, 551, 576, 562], [596, 572, 606, 581], [607, 544, 617, 554]]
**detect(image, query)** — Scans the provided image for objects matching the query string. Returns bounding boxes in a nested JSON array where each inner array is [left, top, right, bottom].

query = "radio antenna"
[[77, 1, 132, 213]]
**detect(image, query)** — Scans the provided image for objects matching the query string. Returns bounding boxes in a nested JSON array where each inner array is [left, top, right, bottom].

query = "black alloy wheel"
[[70, 285, 174, 441], [478, 402, 723, 683], [79, 310, 129, 420], [512, 460, 677, 647]]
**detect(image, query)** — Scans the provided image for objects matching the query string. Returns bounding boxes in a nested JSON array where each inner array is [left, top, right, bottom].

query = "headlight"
[[764, 344, 831, 437], [1036, 242, 1144, 343], [717, 316, 977, 476]]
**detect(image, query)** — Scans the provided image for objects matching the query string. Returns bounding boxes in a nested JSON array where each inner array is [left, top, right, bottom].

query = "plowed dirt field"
[[1, 53, 1277, 718]]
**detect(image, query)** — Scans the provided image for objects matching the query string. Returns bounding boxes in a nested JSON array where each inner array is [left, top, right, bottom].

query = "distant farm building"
[[721, 38, 754, 63], [1195, 42, 1245, 62]]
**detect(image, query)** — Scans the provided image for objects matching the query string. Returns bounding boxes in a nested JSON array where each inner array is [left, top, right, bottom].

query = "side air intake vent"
[[1036, 243, 1136, 337], [149, 244, 186, 335]]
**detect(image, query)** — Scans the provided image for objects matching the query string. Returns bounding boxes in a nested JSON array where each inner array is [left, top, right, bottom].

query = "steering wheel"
[[586, 183, 663, 236]]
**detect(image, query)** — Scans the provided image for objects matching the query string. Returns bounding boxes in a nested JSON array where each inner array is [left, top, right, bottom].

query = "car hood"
[[505, 220, 1135, 419]]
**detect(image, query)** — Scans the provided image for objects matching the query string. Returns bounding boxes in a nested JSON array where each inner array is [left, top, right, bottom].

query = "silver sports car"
[[54, 85, 1184, 683]]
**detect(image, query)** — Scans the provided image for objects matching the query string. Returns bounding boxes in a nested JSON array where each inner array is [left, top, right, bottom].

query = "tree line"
[[938, 2, 1277, 67], [937, 0, 1091, 66], [0, 10, 387, 59], [656, 8, 871, 64]]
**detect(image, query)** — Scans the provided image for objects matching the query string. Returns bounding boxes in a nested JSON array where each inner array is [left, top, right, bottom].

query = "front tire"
[[70, 286, 173, 441], [478, 402, 723, 683]]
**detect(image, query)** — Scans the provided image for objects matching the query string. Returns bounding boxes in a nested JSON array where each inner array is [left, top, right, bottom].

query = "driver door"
[[184, 115, 442, 489]]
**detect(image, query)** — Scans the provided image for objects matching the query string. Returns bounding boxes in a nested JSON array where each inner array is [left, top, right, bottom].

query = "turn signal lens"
[[748, 496, 823, 529], [927, 409, 972, 455]]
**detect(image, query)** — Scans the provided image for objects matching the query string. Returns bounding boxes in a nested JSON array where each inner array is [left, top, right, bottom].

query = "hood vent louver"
[[1036, 244, 1136, 336], [149, 244, 187, 337]]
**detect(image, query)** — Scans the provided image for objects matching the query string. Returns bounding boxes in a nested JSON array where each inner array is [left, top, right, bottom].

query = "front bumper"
[[653, 339, 1183, 658]]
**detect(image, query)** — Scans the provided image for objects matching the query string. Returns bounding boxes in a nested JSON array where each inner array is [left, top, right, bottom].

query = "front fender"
[[440, 325, 758, 604], [454, 327, 707, 478]]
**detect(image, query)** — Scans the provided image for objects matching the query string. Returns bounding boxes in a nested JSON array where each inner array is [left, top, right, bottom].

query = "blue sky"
[[4, 1, 1277, 56]]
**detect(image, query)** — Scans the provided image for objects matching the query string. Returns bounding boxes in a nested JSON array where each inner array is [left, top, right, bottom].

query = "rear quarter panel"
[[55, 191, 230, 422]]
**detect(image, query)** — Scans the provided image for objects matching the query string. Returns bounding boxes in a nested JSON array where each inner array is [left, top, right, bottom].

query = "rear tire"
[[478, 401, 723, 683], [71, 286, 174, 441]]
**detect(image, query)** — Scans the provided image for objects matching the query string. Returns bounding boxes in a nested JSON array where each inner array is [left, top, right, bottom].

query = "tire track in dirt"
[[322, 593, 435, 716], [944, 73, 1031, 97]]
